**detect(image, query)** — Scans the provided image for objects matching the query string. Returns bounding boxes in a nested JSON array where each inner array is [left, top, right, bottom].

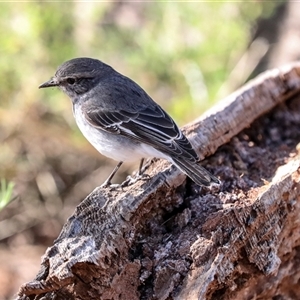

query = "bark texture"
[[18, 63, 300, 300]]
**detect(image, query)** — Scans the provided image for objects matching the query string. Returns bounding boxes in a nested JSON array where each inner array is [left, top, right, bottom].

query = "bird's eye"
[[66, 78, 76, 85]]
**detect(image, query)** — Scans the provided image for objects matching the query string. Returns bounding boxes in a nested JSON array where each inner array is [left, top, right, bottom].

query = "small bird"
[[39, 57, 220, 187]]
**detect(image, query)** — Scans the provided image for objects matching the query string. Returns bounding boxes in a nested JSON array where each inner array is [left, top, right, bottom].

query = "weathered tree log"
[[18, 63, 300, 300]]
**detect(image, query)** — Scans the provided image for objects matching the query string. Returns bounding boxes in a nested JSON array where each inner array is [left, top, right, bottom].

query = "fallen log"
[[18, 62, 300, 300]]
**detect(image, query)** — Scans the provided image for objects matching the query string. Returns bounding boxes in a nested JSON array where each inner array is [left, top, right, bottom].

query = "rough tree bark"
[[18, 63, 300, 300]]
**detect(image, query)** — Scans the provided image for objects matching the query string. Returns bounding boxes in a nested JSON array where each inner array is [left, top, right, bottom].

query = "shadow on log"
[[18, 63, 300, 300]]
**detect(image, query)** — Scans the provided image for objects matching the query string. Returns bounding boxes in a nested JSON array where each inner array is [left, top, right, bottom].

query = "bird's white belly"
[[73, 105, 168, 162]]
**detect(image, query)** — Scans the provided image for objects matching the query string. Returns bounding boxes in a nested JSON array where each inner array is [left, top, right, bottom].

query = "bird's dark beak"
[[39, 77, 59, 89]]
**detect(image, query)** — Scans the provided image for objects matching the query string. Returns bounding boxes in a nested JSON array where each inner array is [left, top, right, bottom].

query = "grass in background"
[[0, 179, 15, 210]]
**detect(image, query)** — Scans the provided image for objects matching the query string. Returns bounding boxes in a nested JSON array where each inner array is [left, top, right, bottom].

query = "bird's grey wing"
[[84, 105, 198, 162]]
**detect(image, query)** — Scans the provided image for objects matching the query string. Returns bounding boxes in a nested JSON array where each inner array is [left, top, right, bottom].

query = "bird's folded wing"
[[84, 105, 198, 162]]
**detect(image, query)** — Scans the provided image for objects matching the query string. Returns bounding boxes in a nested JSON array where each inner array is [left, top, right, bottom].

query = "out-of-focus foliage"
[[0, 2, 285, 296], [0, 2, 282, 120]]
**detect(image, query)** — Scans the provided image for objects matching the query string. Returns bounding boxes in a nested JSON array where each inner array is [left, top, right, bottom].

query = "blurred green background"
[[1, 1, 298, 298]]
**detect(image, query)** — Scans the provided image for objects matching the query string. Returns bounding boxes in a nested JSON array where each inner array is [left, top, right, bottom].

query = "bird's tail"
[[171, 156, 220, 186]]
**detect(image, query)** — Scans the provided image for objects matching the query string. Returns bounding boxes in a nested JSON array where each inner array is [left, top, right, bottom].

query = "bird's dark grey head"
[[39, 57, 114, 100]]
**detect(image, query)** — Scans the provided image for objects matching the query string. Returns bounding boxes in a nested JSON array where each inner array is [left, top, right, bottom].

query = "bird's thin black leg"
[[136, 158, 150, 180], [102, 161, 123, 187], [138, 158, 145, 176]]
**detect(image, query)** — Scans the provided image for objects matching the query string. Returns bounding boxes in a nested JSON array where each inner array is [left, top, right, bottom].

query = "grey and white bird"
[[39, 57, 220, 187]]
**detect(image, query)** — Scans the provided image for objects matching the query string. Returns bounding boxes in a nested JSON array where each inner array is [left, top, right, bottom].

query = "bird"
[[39, 57, 220, 187]]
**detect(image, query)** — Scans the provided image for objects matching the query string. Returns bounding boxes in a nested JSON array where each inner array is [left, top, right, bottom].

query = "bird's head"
[[39, 57, 113, 100]]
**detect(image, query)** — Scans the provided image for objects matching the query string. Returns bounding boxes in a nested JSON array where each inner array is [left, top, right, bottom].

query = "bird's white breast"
[[73, 104, 168, 162]]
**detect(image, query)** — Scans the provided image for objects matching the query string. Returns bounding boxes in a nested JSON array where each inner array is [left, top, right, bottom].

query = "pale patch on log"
[[18, 63, 300, 300]]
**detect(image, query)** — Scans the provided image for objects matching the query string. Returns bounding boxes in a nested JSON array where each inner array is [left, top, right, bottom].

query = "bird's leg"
[[138, 158, 145, 176], [101, 161, 123, 187], [122, 158, 151, 187], [135, 158, 151, 179], [137, 158, 153, 178], [137, 158, 151, 179]]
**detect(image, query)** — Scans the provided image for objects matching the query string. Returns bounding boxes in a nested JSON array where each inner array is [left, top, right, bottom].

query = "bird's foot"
[[100, 180, 122, 190], [121, 172, 150, 187]]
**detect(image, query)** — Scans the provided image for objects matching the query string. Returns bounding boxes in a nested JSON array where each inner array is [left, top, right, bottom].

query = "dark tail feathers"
[[172, 157, 220, 186]]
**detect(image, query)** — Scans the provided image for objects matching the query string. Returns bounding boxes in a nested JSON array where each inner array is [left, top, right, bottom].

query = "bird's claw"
[[121, 173, 150, 187], [100, 180, 122, 190]]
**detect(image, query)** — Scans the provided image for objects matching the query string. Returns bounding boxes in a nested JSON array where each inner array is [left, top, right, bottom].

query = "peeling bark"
[[18, 63, 300, 300]]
